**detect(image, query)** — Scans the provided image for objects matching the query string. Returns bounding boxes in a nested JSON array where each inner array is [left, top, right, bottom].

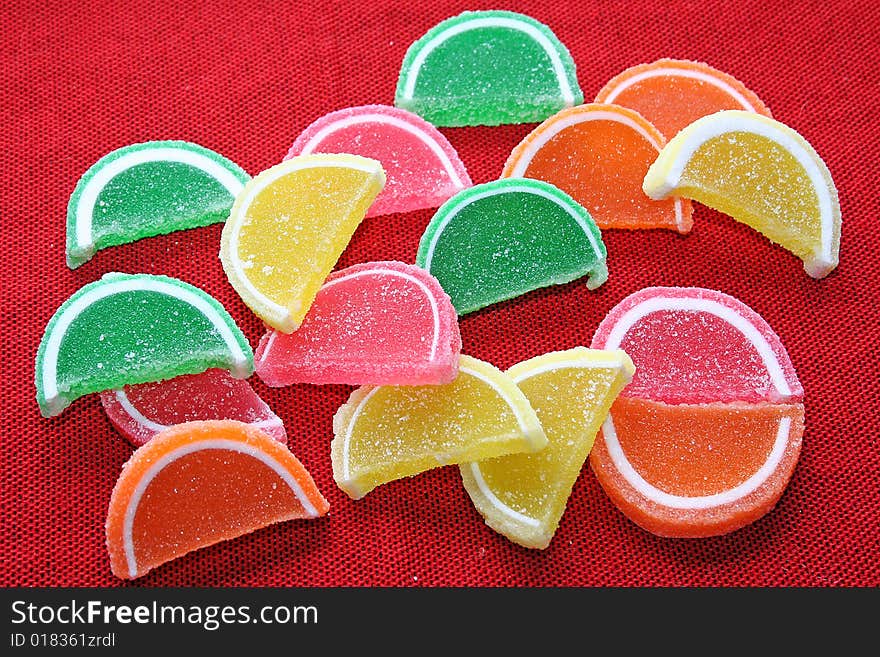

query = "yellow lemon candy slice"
[[460, 348, 634, 549], [220, 154, 385, 332], [331, 355, 547, 499], [643, 110, 840, 279]]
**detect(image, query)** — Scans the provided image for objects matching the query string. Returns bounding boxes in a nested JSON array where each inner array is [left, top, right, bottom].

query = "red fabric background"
[[3, 0, 879, 587]]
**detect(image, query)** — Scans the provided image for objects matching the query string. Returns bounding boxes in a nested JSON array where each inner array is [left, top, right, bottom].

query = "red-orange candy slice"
[[105, 420, 328, 579], [595, 59, 772, 140], [502, 103, 693, 233], [591, 398, 804, 537]]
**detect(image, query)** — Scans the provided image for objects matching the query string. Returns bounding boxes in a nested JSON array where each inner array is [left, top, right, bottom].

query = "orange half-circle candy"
[[105, 420, 328, 579]]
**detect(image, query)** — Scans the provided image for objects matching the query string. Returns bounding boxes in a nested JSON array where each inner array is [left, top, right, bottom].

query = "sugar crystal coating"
[[101, 368, 286, 447], [286, 105, 471, 217], [416, 178, 607, 315], [395, 10, 583, 126], [255, 261, 461, 386]]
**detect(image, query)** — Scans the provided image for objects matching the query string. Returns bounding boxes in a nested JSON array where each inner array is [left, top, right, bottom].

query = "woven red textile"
[[3, 0, 879, 587]]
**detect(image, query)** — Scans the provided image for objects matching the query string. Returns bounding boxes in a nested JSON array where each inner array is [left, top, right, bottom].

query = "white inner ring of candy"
[[506, 109, 688, 233], [601, 67, 757, 112], [76, 147, 246, 252], [123, 439, 318, 578], [258, 268, 443, 367], [297, 113, 466, 188], [400, 16, 576, 106], [420, 184, 604, 272]]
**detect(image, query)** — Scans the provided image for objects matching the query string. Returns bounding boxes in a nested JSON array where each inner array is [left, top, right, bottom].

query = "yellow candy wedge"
[[643, 110, 840, 279], [220, 154, 385, 332], [331, 355, 547, 499], [460, 348, 634, 549]]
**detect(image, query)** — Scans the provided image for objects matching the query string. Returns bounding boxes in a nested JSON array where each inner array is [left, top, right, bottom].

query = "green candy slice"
[[395, 10, 583, 126], [66, 141, 250, 269], [415, 179, 607, 315], [35, 273, 253, 417]]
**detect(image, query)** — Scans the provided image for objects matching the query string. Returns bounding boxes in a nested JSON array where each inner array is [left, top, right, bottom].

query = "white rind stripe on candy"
[[76, 147, 246, 251], [41, 278, 250, 412], [507, 109, 687, 233], [648, 114, 834, 263], [123, 438, 318, 578], [602, 413, 791, 509], [469, 357, 630, 528], [298, 113, 466, 188], [401, 16, 575, 106], [602, 67, 757, 112], [114, 389, 285, 434], [421, 185, 603, 272], [341, 363, 534, 482], [602, 296, 794, 398], [467, 462, 542, 528], [227, 158, 382, 320]]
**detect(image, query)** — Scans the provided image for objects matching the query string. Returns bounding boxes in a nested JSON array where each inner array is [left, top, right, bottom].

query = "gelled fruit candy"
[[101, 369, 286, 447], [503, 103, 693, 232], [219, 154, 385, 332], [594, 59, 772, 140], [460, 348, 634, 549], [395, 10, 583, 126], [331, 355, 547, 499], [105, 420, 328, 579], [35, 273, 253, 418], [415, 179, 607, 315], [590, 287, 805, 537], [643, 110, 841, 278], [255, 261, 460, 387], [286, 105, 472, 217], [67, 141, 249, 269]]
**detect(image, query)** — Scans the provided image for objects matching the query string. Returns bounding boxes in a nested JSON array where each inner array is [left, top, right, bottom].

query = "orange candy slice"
[[595, 59, 772, 140], [502, 103, 693, 233], [106, 420, 328, 579]]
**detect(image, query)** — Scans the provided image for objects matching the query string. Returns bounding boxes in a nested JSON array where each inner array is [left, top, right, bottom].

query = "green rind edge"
[[65, 141, 250, 269], [394, 10, 584, 127], [35, 272, 254, 417], [415, 179, 607, 315]]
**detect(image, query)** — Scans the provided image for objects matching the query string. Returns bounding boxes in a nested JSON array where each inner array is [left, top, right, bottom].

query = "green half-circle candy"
[[66, 141, 250, 269], [35, 273, 253, 417], [395, 10, 583, 126], [416, 179, 607, 315]]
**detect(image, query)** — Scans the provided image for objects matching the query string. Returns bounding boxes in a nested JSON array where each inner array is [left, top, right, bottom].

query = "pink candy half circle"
[[255, 261, 461, 386], [286, 104, 472, 217], [591, 287, 803, 404]]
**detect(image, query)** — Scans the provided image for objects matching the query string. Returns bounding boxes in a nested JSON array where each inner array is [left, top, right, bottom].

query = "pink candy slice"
[[286, 104, 472, 218], [255, 261, 461, 386], [100, 369, 287, 447], [591, 287, 803, 404]]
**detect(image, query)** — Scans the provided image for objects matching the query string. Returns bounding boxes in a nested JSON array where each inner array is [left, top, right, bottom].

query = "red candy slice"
[[255, 261, 461, 386], [101, 368, 286, 447]]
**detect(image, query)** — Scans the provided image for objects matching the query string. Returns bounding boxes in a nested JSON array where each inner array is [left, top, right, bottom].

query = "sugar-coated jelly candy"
[[35, 273, 253, 417], [101, 369, 286, 447], [503, 103, 693, 233], [255, 261, 460, 387], [219, 154, 385, 333], [643, 110, 841, 278], [331, 355, 547, 499], [395, 10, 583, 126], [460, 348, 634, 549], [105, 420, 328, 579], [590, 287, 804, 537], [286, 105, 471, 217], [595, 59, 772, 140], [415, 179, 607, 315], [66, 141, 249, 269]]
